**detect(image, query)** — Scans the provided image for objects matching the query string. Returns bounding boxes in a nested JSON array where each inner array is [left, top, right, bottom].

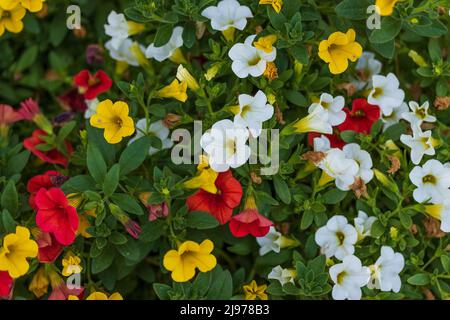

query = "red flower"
[[73, 70, 112, 100], [0, 104, 22, 125], [186, 170, 243, 224], [229, 196, 273, 237], [308, 132, 346, 149], [24, 129, 73, 167], [17, 98, 41, 121], [57, 88, 88, 113], [32, 229, 64, 263], [0, 271, 13, 299], [338, 98, 380, 134], [48, 271, 84, 300], [27, 171, 67, 210], [35, 188, 79, 246]]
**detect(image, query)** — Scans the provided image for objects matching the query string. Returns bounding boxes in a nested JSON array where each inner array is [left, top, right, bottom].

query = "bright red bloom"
[[57, 88, 88, 113], [308, 132, 346, 149], [338, 98, 380, 134], [32, 229, 64, 263], [35, 188, 79, 246], [27, 171, 67, 210], [23, 129, 73, 167], [73, 70, 112, 100], [229, 196, 273, 237], [0, 271, 13, 299], [17, 98, 41, 121], [186, 170, 243, 224]]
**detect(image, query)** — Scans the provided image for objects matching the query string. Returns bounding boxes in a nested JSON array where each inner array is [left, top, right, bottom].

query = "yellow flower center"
[[336, 231, 345, 245], [415, 108, 426, 119], [241, 105, 251, 117], [372, 87, 383, 99], [337, 271, 347, 284], [88, 76, 100, 86], [113, 116, 123, 127], [422, 174, 436, 184], [2, 11, 10, 18], [248, 56, 261, 66]]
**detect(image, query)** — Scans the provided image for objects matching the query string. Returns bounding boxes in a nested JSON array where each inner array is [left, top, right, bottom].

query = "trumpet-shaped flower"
[[292, 105, 333, 135], [338, 98, 380, 134], [425, 201, 450, 232], [256, 226, 296, 256], [375, 0, 400, 16], [200, 119, 251, 172], [234, 90, 274, 137], [33, 230, 64, 264], [268, 265, 296, 286], [318, 148, 359, 191], [73, 70, 113, 100], [184, 156, 219, 194], [318, 29, 362, 75], [104, 11, 144, 49], [354, 211, 377, 241], [259, 0, 283, 13], [368, 73, 405, 116], [156, 79, 188, 102], [129, 119, 173, 156], [0, 271, 13, 299], [343, 143, 374, 184], [308, 93, 346, 126], [105, 38, 141, 66], [201, 0, 252, 36], [61, 254, 82, 277], [90, 99, 135, 144], [0, 103, 22, 138], [409, 159, 450, 204], [163, 239, 217, 282], [145, 26, 184, 62], [315, 215, 358, 260], [229, 35, 276, 78], [381, 102, 408, 131], [402, 101, 436, 126], [0, 0, 45, 12], [0, 5, 25, 36], [0, 226, 38, 278], [353, 52, 382, 90], [176, 65, 200, 91], [24, 130, 73, 167], [28, 267, 49, 298], [243, 280, 268, 300], [368, 246, 404, 292], [329, 255, 370, 300], [400, 125, 437, 165]]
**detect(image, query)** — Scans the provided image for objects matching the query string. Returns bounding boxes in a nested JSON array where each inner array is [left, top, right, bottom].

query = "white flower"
[[104, 11, 129, 49], [315, 215, 358, 260], [129, 119, 173, 156], [308, 93, 346, 126], [228, 35, 276, 78], [256, 227, 283, 256], [200, 119, 251, 172], [354, 52, 382, 90], [343, 143, 374, 184], [425, 200, 450, 232], [105, 38, 141, 66], [329, 255, 370, 300], [409, 159, 450, 204], [234, 90, 274, 137], [84, 98, 99, 119], [368, 246, 404, 293], [400, 124, 436, 165], [313, 135, 331, 152], [145, 26, 184, 62], [268, 265, 296, 286], [368, 73, 405, 116], [402, 101, 436, 126], [293, 105, 333, 135], [201, 0, 253, 32], [318, 149, 359, 191], [354, 210, 377, 240], [381, 102, 408, 131]]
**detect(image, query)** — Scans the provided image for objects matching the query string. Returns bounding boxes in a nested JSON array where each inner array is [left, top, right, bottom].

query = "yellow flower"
[[90, 99, 135, 144], [157, 79, 188, 102], [425, 204, 444, 221], [263, 61, 278, 81], [318, 29, 362, 75], [176, 65, 200, 91], [29, 267, 49, 298], [127, 21, 145, 36], [0, 226, 38, 278], [0, 0, 45, 12], [61, 253, 83, 277], [290, 107, 333, 135], [130, 42, 149, 67], [184, 155, 219, 194], [243, 280, 268, 300], [375, 0, 400, 16], [86, 292, 123, 300], [0, 5, 26, 36], [253, 35, 277, 53], [163, 239, 217, 282], [259, 0, 282, 13], [389, 226, 398, 239]]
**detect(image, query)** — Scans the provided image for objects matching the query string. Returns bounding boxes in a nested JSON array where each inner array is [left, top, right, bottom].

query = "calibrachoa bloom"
[[318, 29, 362, 75], [259, 0, 282, 13], [381, 102, 408, 130], [187, 170, 242, 224], [338, 98, 380, 134], [243, 280, 268, 300], [400, 125, 437, 165], [425, 201, 450, 233], [375, 0, 400, 16], [32, 229, 64, 264], [354, 211, 377, 241], [28, 267, 49, 298], [353, 52, 382, 90], [409, 159, 450, 204], [61, 253, 82, 277], [0, 226, 38, 278], [368, 246, 404, 292], [90, 99, 135, 144], [73, 70, 113, 100], [0, 0, 45, 12], [317, 148, 359, 191], [256, 226, 296, 256], [0, 5, 25, 36], [163, 240, 217, 282], [24, 129, 73, 167], [368, 73, 405, 116], [27, 170, 67, 209], [402, 101, 436, 126], [145, 26, 185, 63], [291, 105, 333, 135], [35, 188, 79, 246], [0, 103, 22, 139], [268, 266, 296, 286], [308, 93, 345, 127], [18, 98, 52, 134], [343, 143, 374, 184], [0, 271, 13, 299], [156, 79, 188, 102], [329, 255, 370, 300], [84, 292, 123, 300]]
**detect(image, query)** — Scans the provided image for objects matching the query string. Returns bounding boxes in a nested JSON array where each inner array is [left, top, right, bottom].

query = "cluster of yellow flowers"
[[0, 0, 45, 36]]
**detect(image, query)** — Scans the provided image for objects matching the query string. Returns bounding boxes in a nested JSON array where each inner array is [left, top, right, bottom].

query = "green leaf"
[[116, 241, 140, 262], [187, 211, 219, 229], [62, 175, 97, 193], [206, 268, 233, 299], [1, 209, 17, 233], [273, 175, 291, 204], [335, 0, 372, 20], [154, 24, 174, 47], [441, 255, 450, 273], [87, 143, 107, 184], [300, 209, 314, 230], [1, 180, 18, 215], [5, 150, 30, 177], [109, 232, 128, 245], [16, 45, 39, 72], [153, 283, 172, 300], [383, 122, 406, 140], [410, 19, 447, 37], [322, 189, 348, 205], [182, 24, 196, 49], [91, 244, 115, 274], [111, 194, 144, 216], [103, 164, 120, 197], [371, 39, 395, 59], [308, 255, 326, 275], [119, 136, 151, 176], [267, 7, 287, 29], [370, 17, 402, 44], [340, 130, 358, 143], [407, 273, 430, 286], [282, 282, 302, 295], [50, 14, 68, 46], [140, 221, 164, 242]]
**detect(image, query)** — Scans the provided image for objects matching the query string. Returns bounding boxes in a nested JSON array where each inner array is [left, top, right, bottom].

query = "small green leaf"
[[187, 211, 219, 230], [407, 273, 430, 286], [103, 164, 120, 197], [273, 175, 291, 204], [87, 143, 107, 184], [119, 136, 151, 176]]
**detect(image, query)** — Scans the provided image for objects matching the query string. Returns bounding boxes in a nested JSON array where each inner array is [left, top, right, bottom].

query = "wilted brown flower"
[[274, 104, 285, 125], [434, 96, 450, 111], [387, 155, 401, 174], [423, 216, 446, 238], [301, 151, 326, 165], [422, 288, 436, 300], [410, 224, 418, 235], [73, 26, 87, 38], [336, 82, 357, 97], [250, 171, 262, 184], [263, 62, 278, 81], [36, 3, 49, 18], [163, 113, 181, 129], [350, 177, 368, 199]]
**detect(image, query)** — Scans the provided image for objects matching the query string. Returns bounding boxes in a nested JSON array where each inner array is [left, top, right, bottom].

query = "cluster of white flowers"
[[314, 215, 404, 300]]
